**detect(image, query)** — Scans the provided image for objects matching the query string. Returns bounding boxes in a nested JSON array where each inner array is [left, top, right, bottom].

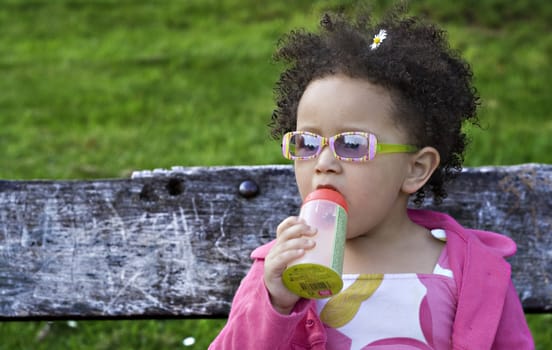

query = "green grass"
[[0, 0, 550, 349], [0, 319, 227, 350]]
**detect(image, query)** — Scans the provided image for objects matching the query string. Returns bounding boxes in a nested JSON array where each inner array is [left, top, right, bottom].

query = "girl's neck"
[[349, 198, 414, 246], [343, 208, 444, 274], [345, 210, 417, 255]]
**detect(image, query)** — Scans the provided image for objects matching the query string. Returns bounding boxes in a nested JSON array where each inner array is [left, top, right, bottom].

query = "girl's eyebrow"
[[296, 127, 379, 136], [296, 126, 321, 134], [337, 127, 376, 134]]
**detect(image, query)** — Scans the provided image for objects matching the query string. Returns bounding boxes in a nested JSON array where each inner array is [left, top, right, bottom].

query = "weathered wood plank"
[[0, 163, 550, 320]]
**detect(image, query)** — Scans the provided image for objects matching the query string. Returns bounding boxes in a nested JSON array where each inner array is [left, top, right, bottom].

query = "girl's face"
[[294, 74, 414, 240]]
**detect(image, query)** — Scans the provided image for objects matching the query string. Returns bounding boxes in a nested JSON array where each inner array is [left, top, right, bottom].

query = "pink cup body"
[[282, 189, 348, 298], [292, 199, 340, 267]]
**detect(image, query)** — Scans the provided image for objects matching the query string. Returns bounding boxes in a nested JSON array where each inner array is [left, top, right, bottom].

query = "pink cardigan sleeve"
[[209, 257, 313, 350], [491, 280, 535, 349]]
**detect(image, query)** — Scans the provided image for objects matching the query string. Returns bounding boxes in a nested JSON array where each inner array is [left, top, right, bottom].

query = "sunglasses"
[[282, 131, 418, 162]]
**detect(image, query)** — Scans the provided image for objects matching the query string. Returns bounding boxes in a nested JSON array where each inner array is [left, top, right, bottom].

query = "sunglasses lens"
[[293, 133, 320, 158], [334, 133, 369, 160], [289, 133, 319, 158]]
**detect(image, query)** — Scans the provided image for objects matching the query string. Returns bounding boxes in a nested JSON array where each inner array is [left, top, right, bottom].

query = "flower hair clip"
[[370, 29, 387, 50]]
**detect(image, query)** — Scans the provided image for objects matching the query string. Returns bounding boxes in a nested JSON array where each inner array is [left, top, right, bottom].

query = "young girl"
[[210, 6, 534, 350]]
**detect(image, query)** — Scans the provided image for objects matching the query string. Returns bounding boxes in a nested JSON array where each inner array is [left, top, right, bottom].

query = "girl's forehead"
[[299, 75, 393, 113], [296, 75, 398, 135]]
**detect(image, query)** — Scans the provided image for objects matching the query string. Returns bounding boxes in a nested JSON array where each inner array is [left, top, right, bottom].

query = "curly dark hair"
[[269, 5, 480, 205]]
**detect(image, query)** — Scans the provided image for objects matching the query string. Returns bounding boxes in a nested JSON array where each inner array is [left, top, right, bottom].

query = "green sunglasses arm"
[[377, 143, 419, 154]]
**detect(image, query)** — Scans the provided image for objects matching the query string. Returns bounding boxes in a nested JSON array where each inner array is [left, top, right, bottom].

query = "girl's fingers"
[[276, 217, 317, 240], [266, 247, 305, 272], [266, 236, 316, 272], [275, 216, 302, 237], [270, 237, 315, 257]]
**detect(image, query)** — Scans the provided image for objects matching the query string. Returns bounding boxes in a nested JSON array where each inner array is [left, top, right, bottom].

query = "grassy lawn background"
[[0, 0, 550, 348]]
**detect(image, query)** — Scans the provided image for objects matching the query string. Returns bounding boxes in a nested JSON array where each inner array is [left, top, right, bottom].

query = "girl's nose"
[[315, 145, 340, 173]]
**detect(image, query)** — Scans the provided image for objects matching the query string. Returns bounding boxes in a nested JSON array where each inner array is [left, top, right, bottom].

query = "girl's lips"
[[316, 184, 339, 193]]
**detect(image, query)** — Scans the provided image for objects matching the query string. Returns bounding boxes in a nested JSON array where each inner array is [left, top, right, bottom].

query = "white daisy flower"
[[370, 29, 387, 50]]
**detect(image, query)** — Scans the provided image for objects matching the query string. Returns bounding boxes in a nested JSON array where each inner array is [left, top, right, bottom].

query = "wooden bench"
[[0, 163, 550, 320]]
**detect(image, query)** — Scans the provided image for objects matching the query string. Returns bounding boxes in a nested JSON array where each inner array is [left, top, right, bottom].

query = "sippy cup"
[[282, 188, 348, 299]]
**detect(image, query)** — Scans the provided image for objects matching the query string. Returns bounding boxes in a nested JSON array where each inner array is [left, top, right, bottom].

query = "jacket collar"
[[408, 209, 514, 349]]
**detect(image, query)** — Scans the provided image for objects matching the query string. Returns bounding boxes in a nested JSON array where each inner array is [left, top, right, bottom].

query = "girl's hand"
[[264, 216, 317, 315]]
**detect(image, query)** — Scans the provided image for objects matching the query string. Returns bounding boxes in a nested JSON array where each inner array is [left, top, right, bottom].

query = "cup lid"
[[303, 188, 348, 213]]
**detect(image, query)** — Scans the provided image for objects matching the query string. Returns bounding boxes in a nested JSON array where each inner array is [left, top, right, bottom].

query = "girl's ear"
[[402, 146, 440, 195]]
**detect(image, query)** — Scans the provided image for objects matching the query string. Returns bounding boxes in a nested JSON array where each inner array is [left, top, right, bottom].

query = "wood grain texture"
[[0, 163, 550, 320]]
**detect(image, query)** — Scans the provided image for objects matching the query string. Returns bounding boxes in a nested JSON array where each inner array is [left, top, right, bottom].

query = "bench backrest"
[[0, 163, 550, 319]]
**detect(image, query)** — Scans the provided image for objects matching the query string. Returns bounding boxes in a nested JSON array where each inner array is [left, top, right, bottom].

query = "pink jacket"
[[210, 209, 534, 349]]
